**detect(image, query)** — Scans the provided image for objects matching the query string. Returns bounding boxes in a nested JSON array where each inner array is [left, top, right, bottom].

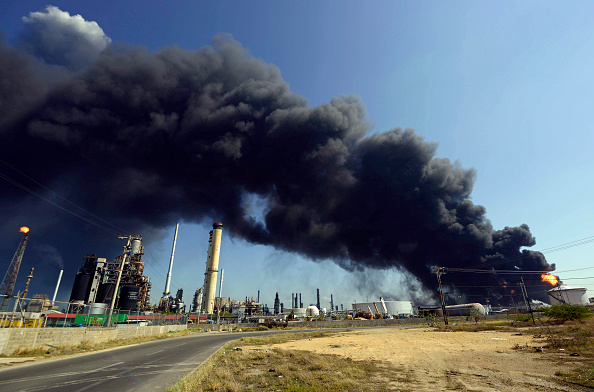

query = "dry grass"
[[170, 331, 406, 392], [433, 316, 594, 388], [0, 328, 205, 360], [533, 319, 594, 388]]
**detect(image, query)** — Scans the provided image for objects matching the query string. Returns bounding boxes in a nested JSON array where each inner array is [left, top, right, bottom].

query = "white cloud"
[[20, 5, 111, 70]]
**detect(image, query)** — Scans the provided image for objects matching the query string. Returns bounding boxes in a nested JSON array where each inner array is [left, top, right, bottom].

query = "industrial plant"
[[1, 221, 592, 329]]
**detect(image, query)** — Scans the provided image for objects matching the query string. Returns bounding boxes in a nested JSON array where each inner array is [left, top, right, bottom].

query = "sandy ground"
[[246, 327, 588, 391]]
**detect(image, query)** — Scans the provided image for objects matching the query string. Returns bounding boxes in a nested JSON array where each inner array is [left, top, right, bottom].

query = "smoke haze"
[[0, 6, 555, 306]]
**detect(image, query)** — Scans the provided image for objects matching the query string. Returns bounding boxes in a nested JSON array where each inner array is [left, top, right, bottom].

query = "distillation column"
[[201, 222, 223, 314]]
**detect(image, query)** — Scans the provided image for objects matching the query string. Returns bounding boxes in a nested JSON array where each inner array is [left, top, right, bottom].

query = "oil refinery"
[[1, 221, 591, 329]]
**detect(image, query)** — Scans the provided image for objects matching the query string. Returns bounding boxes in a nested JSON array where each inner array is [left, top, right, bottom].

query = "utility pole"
[[520, 277, 536, 326], [436, 267, 448, 326]]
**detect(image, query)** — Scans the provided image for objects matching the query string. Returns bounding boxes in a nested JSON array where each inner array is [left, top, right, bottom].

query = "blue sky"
[[1, 1, 593, 308]]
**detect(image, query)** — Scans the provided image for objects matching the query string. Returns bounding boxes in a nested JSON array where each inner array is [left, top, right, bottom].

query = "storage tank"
[[445, 303, 486, 316], [70, 273, 92, 302], [89, 302, 109, 315], [119, 285, 140, 310], [131, 239, 142, 255], [547, 286, 588, 305], [352, 300, 414, 317], [97, 283, 115, 304], [306, 305, 320, 317]]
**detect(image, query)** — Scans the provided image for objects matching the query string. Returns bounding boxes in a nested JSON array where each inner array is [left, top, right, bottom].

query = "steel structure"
[[0, 228, 30, 311]]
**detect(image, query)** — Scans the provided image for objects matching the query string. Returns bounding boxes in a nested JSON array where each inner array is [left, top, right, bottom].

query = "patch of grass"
[[522, 318, 594, 388], [0, 328, 205, 360], [238, 331, 338, 346], [433, 320, 511, 332], [170, 331, 407, 392]]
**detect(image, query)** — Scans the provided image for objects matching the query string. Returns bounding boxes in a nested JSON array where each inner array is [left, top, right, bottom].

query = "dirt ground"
[[245, 327, 587, 391]]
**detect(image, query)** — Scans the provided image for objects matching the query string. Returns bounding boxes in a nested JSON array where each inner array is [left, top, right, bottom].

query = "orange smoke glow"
[[19, 226, 29, 234], [541, 274, 559, 286]]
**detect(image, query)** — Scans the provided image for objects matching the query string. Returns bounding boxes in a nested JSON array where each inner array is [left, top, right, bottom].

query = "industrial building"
[[69, 235, 152, 313]]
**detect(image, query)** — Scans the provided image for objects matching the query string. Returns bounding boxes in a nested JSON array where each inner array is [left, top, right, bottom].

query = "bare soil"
[[243, 327, 588, 391]]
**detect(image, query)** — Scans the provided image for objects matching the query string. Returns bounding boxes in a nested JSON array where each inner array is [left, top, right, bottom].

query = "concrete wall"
[[0, 324, 187, 355]]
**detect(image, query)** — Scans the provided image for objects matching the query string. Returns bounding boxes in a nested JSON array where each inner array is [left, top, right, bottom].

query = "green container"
[[74, 313, 128, 326]]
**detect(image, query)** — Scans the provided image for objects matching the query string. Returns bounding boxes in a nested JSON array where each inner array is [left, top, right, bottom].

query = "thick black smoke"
[[0, 7, 555, 306]]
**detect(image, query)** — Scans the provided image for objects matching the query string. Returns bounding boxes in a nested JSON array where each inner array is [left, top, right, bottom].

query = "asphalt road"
[[0, 330, 269, 391]]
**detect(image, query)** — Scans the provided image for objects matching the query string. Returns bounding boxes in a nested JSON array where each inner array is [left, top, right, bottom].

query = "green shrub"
[[543, 304, 592, 322], [512, 314, 533, 323]]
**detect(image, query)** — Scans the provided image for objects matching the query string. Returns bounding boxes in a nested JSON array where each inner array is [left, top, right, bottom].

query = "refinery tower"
[[201, 222, 223, 314]]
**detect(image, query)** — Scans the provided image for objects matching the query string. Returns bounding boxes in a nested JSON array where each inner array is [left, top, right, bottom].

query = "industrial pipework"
[[202, 222, 223, 314]]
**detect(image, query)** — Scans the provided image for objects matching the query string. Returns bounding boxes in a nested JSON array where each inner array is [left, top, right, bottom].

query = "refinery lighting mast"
[[0, 227, 30, 312]]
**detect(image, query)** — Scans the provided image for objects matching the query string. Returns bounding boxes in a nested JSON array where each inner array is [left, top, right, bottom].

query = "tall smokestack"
[[52, 269, 63, 305], [201, 222, 223, 314], [316, 288, 320, 310], [163, 223, 179, 297], [274, 292, 280, 314], [299, 293, 302, 308], [330, 294, 334, 316]]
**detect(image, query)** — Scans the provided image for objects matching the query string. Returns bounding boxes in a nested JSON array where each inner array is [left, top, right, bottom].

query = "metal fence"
[[0, 294, 189, 328]]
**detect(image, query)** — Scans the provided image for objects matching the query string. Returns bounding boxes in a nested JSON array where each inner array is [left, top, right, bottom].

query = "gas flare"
[[541, 274, 559, 286], [19, 226, 30, 234]]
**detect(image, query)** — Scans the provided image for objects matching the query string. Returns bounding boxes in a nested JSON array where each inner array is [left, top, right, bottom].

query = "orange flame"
[[541, 274, 558, 286], [19, 226, 30, 234]]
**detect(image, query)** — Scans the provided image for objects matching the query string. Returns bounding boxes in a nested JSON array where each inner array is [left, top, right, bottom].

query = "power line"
[[0, 172, 122, 237], [0, 160, 188, 305], [0, 159, 131, 235], [444, 267, 548, 274]]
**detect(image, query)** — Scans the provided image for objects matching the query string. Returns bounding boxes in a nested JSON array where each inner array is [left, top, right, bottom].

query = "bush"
[[543, 304, 592, 322], [512, 314, 533, 323]]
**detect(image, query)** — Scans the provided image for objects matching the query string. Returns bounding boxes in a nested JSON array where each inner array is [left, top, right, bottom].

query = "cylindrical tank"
[[445, 303, 486, 316], [131, 239, 142, 255], [384, 301, 414, 317], [293, 308, 306, 318], [352, 301, 415, 317], [547, 286, 588, 305], [97, 283, 115, 304], [89, 302, 109, 315], [202, 222, 223, 314], [70, 273, 92, 302], [119, 285, 140, 310], [306, 305, 320, 317]]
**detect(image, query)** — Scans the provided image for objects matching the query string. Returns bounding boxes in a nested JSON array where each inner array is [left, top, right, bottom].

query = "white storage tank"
[[306, 305, 320, 317], [352, 301, 414, 317], [445, 303, 486, 316], [547, 286, 588, 305]]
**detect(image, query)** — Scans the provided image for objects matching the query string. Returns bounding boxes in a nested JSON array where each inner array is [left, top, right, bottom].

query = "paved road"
[[0, 331, 261, 391]]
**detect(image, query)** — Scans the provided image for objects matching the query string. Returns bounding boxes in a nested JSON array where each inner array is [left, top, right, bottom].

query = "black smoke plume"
[[0, 7, 555, 305]]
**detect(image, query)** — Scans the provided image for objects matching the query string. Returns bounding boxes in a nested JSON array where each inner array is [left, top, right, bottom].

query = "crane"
[[0, 227, 30, 311]]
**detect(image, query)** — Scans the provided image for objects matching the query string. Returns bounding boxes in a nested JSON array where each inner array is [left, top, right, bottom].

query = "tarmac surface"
[[0, 331, 247, 391]]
